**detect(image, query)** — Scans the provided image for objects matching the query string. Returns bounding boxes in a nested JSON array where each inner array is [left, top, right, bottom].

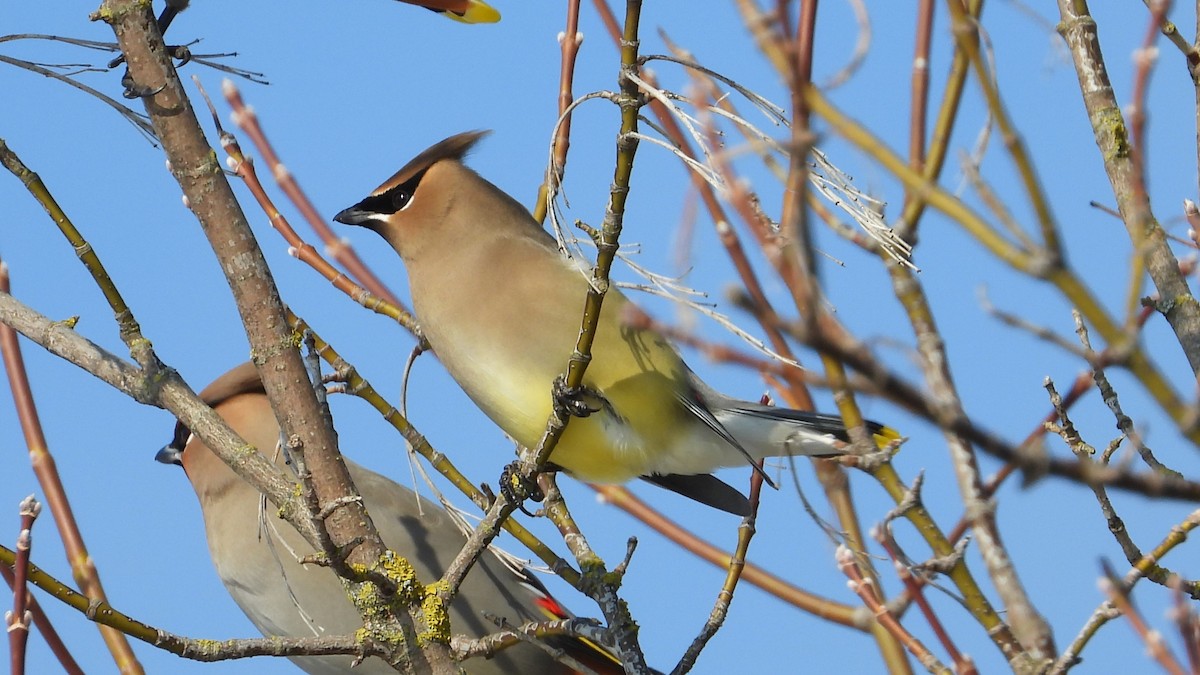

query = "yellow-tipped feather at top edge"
[[440, 0, 501, 23]]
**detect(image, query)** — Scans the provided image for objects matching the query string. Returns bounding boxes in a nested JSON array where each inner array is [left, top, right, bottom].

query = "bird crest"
[[370, 130, 491, 197]]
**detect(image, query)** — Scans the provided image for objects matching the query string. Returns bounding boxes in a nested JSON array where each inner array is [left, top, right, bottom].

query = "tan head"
[[333, 131, 538, 264], [155, 363, 280, 503]]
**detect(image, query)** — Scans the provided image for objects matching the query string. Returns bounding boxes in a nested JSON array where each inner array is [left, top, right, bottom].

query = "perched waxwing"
[[157, 363, 621, 674], [151, 0, 499, 31], [333, 132, 899, 516]]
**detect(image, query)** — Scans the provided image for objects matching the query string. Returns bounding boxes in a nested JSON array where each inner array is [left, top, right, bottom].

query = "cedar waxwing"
[[333, 132, 899, 516], [157, 363, 621, 674], [152, 0, 500, 31]]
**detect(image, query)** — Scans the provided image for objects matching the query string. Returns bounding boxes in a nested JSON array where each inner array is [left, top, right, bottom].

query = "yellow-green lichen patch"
[[577, 556, 621, 592], [273, 478, 306, 520], [351, 583, 409, 661], [602, 570, 625, 588], [578, 555, 605, 572], [416, 581, 451, 646], [1094, 106, 1129, 161], [188, 638, 223, 656], [375, 550, 422, 601]]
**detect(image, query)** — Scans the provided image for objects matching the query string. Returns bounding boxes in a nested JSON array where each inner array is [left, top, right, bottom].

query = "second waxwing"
[[157, 363, 620, 674]]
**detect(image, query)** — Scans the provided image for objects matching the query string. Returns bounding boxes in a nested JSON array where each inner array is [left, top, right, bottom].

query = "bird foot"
[[119, 70, 167, 99], [114, 45, 193, 99], [552, 376, 603, 419], [500, 461, 544, 516], [108, 43, 193, 70]]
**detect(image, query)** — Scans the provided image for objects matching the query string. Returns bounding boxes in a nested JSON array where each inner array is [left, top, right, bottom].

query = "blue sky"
[[3, 2, 1200, 673]]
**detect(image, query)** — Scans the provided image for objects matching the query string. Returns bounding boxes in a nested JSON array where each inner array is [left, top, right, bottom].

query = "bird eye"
[[391, 189, 413, 211]]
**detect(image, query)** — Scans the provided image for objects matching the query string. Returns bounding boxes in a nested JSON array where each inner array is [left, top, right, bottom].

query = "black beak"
[[333, 204, 375, 226], [155, 443, 183, 466]]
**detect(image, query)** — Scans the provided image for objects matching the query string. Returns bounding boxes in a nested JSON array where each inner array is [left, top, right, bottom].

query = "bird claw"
[[552, 376, 602, 419], [120, 70, 167, 99], [170, 44, 193, 67], [115, 45, 193, 99], [499, 461, 544, 516], [110, 42, 194, 69]]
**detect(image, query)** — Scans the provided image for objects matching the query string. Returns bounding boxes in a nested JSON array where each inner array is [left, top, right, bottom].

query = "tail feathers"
[[718, 404, 899, 455], [518, 571, 661, 674], [870, 422, 902, 449], [641, 473, 751, 516]]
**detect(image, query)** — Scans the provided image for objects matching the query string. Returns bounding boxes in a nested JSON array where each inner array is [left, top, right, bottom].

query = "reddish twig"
[[0, 563, 82, 675], [0, 260, 140, 673], [876, 528, 976, 675], [7, 496, 41, 675], [1168, 581, 1200, 673], [590, 483, 863, 627], [1102, 566, 1187, 675], [907, 0, 934, 181], [837, 544, 950, 674], [1127, 1, 1168, 197], [223, 81, 409, 314], [197, 81, 419, 335], [534, 0, 583, 223]]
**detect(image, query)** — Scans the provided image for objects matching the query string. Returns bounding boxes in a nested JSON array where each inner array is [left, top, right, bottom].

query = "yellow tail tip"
[[441, 0, 501, 23], [872, 425, 902, 450]]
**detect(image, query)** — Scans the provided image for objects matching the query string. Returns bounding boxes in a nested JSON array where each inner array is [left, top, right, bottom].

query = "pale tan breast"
[[407, 232, 586, 446]]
